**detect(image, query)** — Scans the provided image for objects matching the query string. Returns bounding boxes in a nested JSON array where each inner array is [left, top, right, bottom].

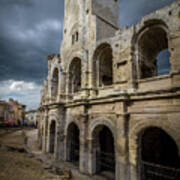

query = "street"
[[0, 128, 62, 180]]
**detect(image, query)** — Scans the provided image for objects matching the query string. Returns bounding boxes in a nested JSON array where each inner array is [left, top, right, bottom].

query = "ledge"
[[137, 74, 171, 83]]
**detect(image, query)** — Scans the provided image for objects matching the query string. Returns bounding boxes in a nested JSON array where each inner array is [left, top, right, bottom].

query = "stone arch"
[[88, 118, 116, 140], [132, 20, 170, 80], [88, 118, 116, 177], [66, 52, 84, 72], [139, 127, 180, 164], [129, 120, 180, 149], [68, 57, 82, 94], [48, 112, 59, 129], [129, 120, 180, 180], [64, 119, 80, 136], [93, 43, 113, 87], [70, 22, 79, 35]]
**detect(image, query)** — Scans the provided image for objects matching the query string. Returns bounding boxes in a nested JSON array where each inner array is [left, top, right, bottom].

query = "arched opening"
[[49, 121, 56, 154], [92, 125, 115, 178], [67, 123, 80, 165], [69, 58, 81, 94], [94, 44, 113, 87], [139, 127, 180, 180], [51, 68, 59, 99], [136, 25, 170, 79]]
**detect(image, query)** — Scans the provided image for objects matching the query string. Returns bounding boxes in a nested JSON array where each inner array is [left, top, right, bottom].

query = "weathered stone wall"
[[38, 1, 180, 180], [91, 0, 118, 27]]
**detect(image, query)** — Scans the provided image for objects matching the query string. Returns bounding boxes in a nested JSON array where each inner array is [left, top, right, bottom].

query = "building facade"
[[38, 1, 180, 179], [25, 110, 37, 127], [0, 101, 13, 125], [9, 98, 26, 125]]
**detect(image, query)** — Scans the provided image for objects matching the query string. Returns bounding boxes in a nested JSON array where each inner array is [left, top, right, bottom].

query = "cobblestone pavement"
[[0, 128, 62, 180]]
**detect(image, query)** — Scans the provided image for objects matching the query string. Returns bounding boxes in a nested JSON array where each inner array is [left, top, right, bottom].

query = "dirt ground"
[[0, 128, 61, 180]]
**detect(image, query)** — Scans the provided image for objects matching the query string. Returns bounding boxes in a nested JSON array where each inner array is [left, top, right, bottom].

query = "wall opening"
[[92, 125, 115, 178], [67, 123, 80, 166], [49, 121, 56, 154], [72, 34, 75, 45], [139, 127, 180, 180], [51, 68, 59, 100], [94, 44, 113, 87], [157, 49, 170, 76], [75, 32, 79, 42], [137, 25, 170, 79], [69, 58, 81, 94]]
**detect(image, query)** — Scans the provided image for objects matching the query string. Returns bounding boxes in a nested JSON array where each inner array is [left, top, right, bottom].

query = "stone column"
[[54, 121, 59, 160], [63, 134, 68, 161], [79, 114, 88, 174], [56, 121, 65, 160], [116, 135, 129, 180], [65, 73, 70, 101], [42, 113, 46, 153], [46, 119, 51, 153], [88, 138, 98, 175], [88, 52, 98, 98], [129, 138, 138, 180], [87, 138, 94, 174], [43, 109, 49, 153], [115, 102, 129, 180], [59, 72, 66, 101]]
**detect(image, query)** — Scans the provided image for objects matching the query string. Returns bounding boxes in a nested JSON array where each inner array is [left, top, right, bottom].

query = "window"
[[72, 32, 79, 45], [75, 32, 79, 42], [136, 24, 170, 79], [94, 43, 113, 87], [69, 58, 81, 93]]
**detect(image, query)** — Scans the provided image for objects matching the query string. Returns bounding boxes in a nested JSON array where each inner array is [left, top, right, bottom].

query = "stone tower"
[[89, 0, 119, 40], [61, 0, 119, 56]]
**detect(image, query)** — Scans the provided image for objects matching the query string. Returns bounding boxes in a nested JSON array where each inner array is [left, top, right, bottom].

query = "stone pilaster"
[[79, 114, 88, 174]]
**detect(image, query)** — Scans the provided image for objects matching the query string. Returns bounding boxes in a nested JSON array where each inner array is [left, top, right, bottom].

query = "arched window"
[[94, 43, 113, 87], [69, 58, 81, 94], [51, 68, 59, 99], [136, 23, 170, 79]]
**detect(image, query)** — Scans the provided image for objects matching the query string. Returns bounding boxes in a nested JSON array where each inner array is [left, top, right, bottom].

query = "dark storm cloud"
[[0, 0, 177, 85], [0, 0, 64, 84], [119, 0, 177, 27]]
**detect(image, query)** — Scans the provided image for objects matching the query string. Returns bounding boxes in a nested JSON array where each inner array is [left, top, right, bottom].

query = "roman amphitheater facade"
[[38, 1, 180, 179]]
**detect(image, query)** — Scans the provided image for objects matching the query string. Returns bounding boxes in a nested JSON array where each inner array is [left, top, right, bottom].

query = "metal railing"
[[96, 151, 115, 172], [141, 161, 180, 180], [69, 141, 79, 166]]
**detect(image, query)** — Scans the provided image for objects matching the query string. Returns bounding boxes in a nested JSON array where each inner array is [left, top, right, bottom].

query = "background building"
[[0, 101, 13, 125], [25, 110, 37, 127]]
